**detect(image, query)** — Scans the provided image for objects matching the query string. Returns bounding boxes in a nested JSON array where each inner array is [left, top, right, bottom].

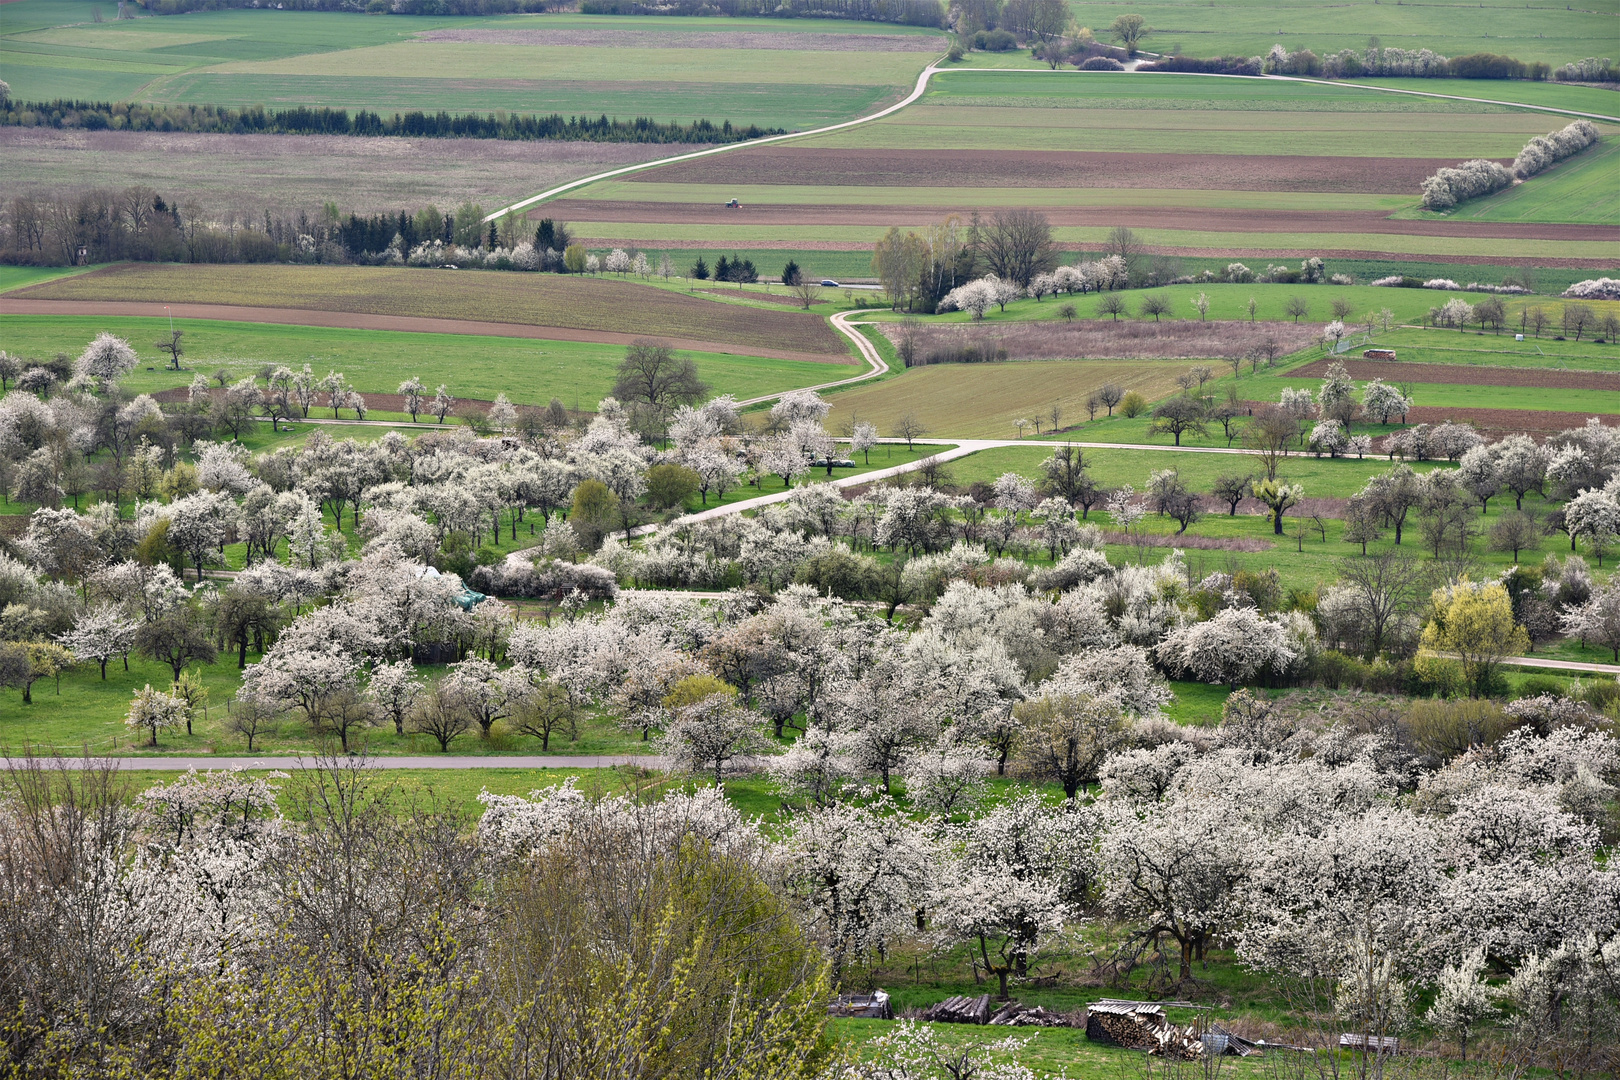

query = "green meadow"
[[0, 315, 852, 407]]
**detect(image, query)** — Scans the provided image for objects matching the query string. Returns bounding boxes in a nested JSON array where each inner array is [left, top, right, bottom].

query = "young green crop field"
[[1430, 140, 1620, 226], [0, 314, 849, 408], [1061, 0, 1618, 71], [13, 263, 852, 359], [0, 5, 943, 128]]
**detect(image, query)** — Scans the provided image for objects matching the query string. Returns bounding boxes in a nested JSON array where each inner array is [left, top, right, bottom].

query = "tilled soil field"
[[892, 319, 1322, 362], [416, 28, 942, 50], [1292, 358, 1620, 391], [630, 148, 1464, 194], [16, 265, 849, 359], [555, 199, 1612, 242], [1394, 406, 1620, 435]]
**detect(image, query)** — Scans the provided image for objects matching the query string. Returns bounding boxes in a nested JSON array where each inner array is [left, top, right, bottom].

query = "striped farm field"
[[554, 70, 1619, 273], [0, 315, 848, 408], [0, 6, 943, 128], [11, 264, 851, 360]]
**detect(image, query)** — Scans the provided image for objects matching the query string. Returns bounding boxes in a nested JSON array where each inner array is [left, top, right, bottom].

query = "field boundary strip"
[[485, 68, 1619, 223]]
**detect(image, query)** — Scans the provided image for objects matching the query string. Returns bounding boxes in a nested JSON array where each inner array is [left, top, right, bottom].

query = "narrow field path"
[[735, 311, 890, 405]]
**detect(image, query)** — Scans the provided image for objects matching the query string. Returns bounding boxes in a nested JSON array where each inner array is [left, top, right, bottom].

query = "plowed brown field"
[[1293, 359, 1620, 390], [630, 148, 1456, 193]]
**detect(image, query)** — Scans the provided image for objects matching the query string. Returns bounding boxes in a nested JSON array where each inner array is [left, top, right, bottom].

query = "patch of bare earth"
[[0, 128, 692, 219], [1292, 358, 1620, 392], [633, 147, 1462, 194], [415, 28, 941, 50], [892, 319, 1322, 362]]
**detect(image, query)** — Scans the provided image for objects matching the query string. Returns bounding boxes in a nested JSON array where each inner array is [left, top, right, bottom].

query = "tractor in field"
[[725, 198, 741, 208]]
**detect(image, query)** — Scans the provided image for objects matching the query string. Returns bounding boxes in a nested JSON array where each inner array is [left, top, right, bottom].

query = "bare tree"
[[156, 329, 183, 371], [790, 279, 823, 310], [895, 413, 926, 451], [1285, 296, 1310, 323], [612, 340, 709, 417], [1211, 472, 1251, 515], [1138, 294, 1171, 321], [979, 208, 1057, 287], [1097, 294, 1127, 321], [1103, 225, 1141, 273], [1335, 551, 1424, 658], [1097, 383, 1124, 415], [1243, 408, 1297, 480]]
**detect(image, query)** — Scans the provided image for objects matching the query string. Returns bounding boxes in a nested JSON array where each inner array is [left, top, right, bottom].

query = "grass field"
[[0, 265, 93, 293], [1432, 139, 1620, 226], [1061, 0, 1619, 71], [799, 72, 1576, 157], [0, 7, 943, 127], [823, 359, 1194, 440], [0, 315, 849, 407], [14, 263, 852, 359]]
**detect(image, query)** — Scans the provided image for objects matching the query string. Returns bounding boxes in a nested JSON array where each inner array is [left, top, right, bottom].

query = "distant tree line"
[[578, 0, 946, 27], [134, 0, 945, 24], [136, 0, 550, 13], [0, 99, 781, 144]]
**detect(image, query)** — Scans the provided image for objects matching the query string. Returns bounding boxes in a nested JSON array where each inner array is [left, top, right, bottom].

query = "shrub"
[[1562, 278, 1620, 300], [1512, 120, 1600, 179], [1514, 674, 1567, 699], [1420, 159, 1513, 211], [914, 342, 1008, 366], [1079, 56, 1125, 71], [1402, 698, 1513, 760], [1448, 52, 1528, 80], [469, 558, 619, 601], [1555, 57, 1617, 83], [973, 29, 1017, 51], [1119, 391, 1147, 418], [1138, 55, 1260, 75]]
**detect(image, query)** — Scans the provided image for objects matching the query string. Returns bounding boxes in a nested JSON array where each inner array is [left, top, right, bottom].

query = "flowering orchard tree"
[[126, 684, 190, 747]]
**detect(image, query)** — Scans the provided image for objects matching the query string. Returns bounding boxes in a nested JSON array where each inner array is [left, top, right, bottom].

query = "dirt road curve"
[[0, 299, 849, 366]]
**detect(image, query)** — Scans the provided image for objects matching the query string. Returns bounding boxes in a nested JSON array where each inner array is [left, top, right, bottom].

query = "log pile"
[[988, 1001, 1072, 1027], [921, 994, 991, 1025], [1085, 1000, 1203, 1057]]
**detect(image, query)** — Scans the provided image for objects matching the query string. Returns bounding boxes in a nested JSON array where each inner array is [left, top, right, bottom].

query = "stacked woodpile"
[[921, 994, 991, 1025], [1085, 1000, 1205, 1058], [988, 1001, 1072, 1027]]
